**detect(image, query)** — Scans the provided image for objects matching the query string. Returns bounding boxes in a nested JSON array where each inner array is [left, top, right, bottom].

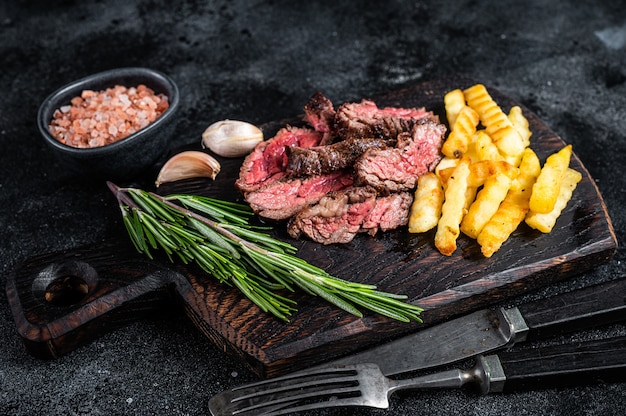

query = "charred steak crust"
[[334, 99, 436, 140], [303, 92, 336, 145], [286, 137, 395, 176]]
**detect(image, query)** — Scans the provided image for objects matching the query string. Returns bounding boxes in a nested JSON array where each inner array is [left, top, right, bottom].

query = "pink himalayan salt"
[[48, 84, 169, 148]]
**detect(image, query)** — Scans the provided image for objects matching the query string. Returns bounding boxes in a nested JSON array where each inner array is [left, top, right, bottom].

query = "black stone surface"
[[1, 1, 625, 415]]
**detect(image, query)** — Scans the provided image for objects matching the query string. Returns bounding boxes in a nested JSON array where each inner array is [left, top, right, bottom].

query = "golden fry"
[[464, 84, 525, 162], [435, 158, 471, 256], [463, 84, 510, 135], [515, 147, 542, 183], [463, 135, 479, 163], [408, 173, 444, 233], [436, 166, 455, 187], [438, 159, 518, 188], [508, 106, 532, 148], [526, 168, 582, 233], [477, 199, 528, 257], [474, 130, 504, 161], [461, 172, 512, 239], [435, 156, 460, 181], [442, 106, 480, 158], [468, 160, 518, 187], [491, 126, 526, 165], [529, 144, 573, 213], [477, 148, 541, 257], [464, 186, 478, 211], [444, 89, 466, 127]]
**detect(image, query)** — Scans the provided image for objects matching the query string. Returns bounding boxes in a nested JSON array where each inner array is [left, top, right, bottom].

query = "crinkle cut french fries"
[[409, 84, 581, 257], [526, 167, 582, 233], [434, 158, 471, 256], [408, 172, 444, 234]]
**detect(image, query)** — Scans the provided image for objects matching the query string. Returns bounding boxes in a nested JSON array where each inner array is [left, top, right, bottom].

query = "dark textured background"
[[1, 1, 625, 415]]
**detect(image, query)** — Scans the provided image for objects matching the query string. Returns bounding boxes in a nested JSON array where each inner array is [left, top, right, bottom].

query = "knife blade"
[[324, 278, 626, 376]]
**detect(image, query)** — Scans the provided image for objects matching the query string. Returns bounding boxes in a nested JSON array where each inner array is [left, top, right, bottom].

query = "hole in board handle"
[[32, 261, 99, 307]]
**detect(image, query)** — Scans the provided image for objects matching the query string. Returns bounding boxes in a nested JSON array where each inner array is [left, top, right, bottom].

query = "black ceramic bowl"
[[38, 67, 180, 181]]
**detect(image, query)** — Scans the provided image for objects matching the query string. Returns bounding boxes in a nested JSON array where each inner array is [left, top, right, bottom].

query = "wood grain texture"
[[6, 76, 617, 377]]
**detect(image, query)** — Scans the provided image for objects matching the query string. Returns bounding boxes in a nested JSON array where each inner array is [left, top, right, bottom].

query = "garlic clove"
[[201, 119, 264, 158], [155, 151, 221, 187]]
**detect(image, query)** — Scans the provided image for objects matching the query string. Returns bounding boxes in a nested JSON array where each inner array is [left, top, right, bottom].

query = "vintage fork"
[[208, 336, 626, 416]]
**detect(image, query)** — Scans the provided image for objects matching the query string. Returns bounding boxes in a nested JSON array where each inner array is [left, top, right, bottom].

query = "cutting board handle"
[[6, 242, 187, 359]]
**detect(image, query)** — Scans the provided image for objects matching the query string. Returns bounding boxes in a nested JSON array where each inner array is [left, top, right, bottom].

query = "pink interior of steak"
[[361, 192, 412, 232], [287, 186, 378, 244], [235, 126, 322, 193], [244, 171, 354, 221], [303, 91, 336, 143], [354, 119, 445, 192], [287, 186, 412, 245]]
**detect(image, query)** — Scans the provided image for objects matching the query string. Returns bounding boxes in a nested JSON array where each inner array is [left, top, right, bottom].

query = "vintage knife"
[[324, 278, 626, 376]]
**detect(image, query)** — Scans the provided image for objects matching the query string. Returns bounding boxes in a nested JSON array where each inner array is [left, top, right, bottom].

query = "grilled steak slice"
[[287, 186, 378, 244], [286, 137, 394, 176], [361, 191, 413, 234], [335, 99, 436, 140], [355, 119, 445, 192], [236, 125, 322, 193], [244, 171, 354, 221], [303, 92, 336, 145], [287, 186, 412, 245]]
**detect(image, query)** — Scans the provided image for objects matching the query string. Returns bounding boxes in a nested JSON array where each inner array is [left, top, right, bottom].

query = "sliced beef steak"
[[334, 99, 436, 140], [303, 92, 336, 145], [286, 137, 394, 176], [244, 171, 354, 221], [235, 126, 322, 193], [355, 119, 445, 192], [287, 186, 412, 245], [237, 93, 443, 244], [287, 186, 378, 244], [361, 191, 413, 234]]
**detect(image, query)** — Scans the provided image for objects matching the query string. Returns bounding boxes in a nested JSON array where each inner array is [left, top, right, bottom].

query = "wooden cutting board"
[[7, 76, 617, 378]]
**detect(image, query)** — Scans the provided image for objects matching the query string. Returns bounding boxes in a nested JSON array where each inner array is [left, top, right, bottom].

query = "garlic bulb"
[[155, 151, 221, 187], [201, 120, 263, 158]]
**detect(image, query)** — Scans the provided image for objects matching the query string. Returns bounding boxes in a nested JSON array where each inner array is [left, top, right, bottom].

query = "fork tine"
[[255, 396, 375, 416], [209, 365, 376, 416], [232, 366, 358, 394], [233, 383, 360, 405], [230, 386, 364, 415], [231, 372, 360, 414]]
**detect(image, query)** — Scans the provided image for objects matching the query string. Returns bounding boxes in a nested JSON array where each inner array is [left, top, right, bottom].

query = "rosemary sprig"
[[107, 182, 423, 323]]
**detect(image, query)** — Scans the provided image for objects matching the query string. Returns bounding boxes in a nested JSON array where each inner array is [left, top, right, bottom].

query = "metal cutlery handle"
[[495, 336, 626, 393], [515, 278, 626, 341], [389, 336, 626, 395]]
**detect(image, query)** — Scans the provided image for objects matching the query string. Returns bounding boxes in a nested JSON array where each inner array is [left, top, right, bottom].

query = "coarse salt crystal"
[[48, 84, 168, 148], [119, 93, 131, 108]]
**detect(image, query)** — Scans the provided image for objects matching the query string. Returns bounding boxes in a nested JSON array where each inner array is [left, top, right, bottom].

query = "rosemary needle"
[[107, 181, 423, 323]]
